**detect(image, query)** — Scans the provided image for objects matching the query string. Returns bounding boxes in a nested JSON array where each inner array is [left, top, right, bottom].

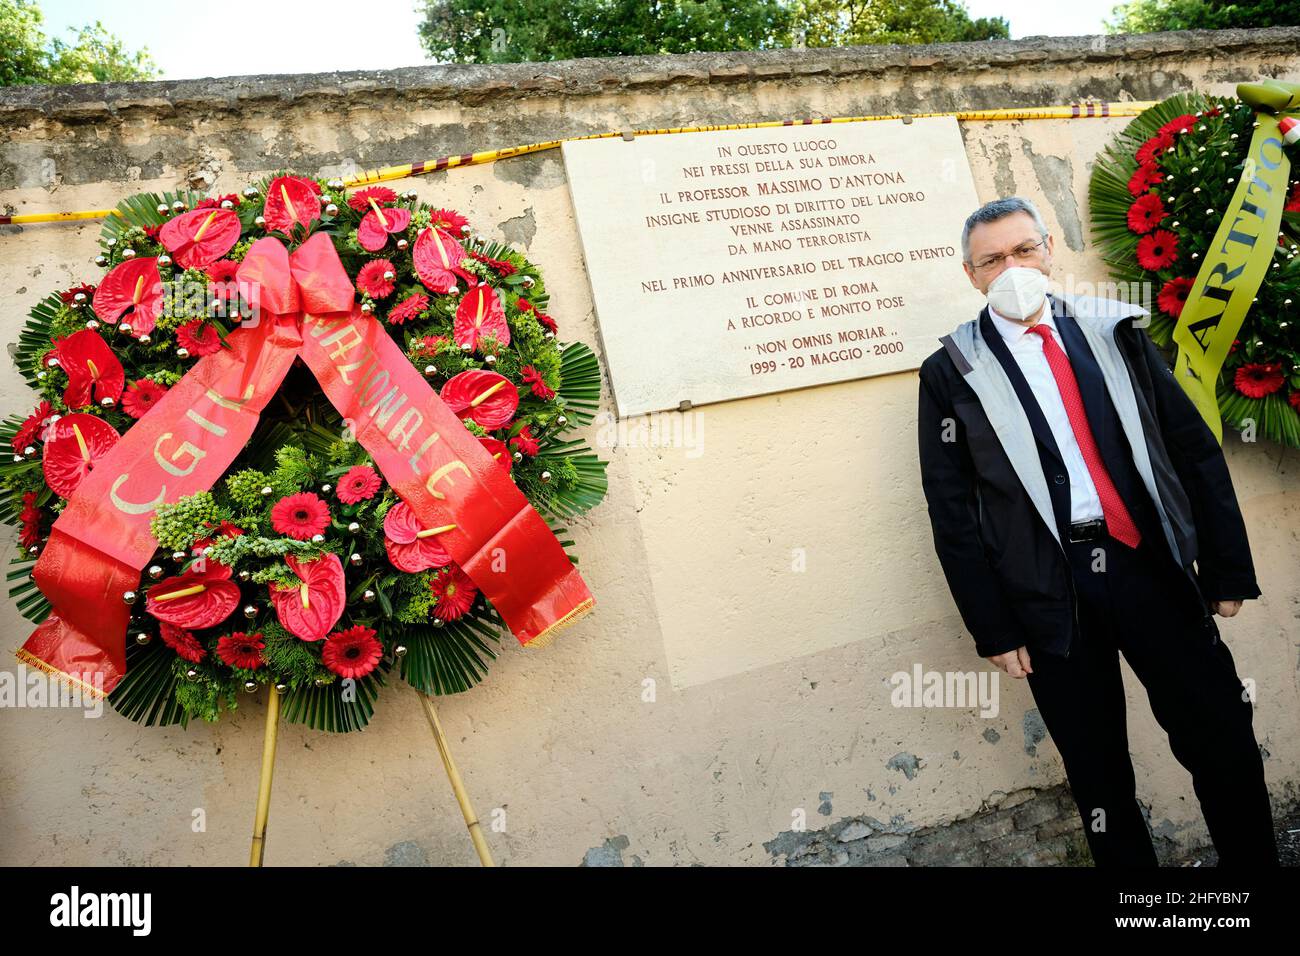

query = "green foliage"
[[1106, 0, 1299, 33], [150, 492, 224, 551], [794, 0, 1008, 47], [1, 0, 157, 86]]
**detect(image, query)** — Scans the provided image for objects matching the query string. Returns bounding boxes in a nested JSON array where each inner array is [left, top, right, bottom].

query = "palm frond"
[[393, 611, 502, 697], [100, 189, 209, 243], [278, 663, 389, 733], [556, 341, 604, 427], [108, 637, 189, 728], [537, 437, 608, 519], [13, 293, 63, 389]]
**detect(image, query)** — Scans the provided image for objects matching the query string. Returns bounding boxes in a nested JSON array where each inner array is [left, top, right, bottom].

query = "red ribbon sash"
[[18, 234, 594, 696]]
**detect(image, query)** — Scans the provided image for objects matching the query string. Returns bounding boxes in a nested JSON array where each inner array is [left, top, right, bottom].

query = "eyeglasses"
[[970, 237, 1047, 274]]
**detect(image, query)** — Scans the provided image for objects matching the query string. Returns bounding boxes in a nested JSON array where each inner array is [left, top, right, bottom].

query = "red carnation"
[[321, 624, 383, 679], [1126, 193, 1167, 234], [1136, 230, 1179, 271], [13, 400, 54, 452], [387, 292, 429, 325], [337, 465, 381, 504], [357, 259, 397, 299], [1156, 276, 1195, 319], [520, 365, 555, 400], [19, 491, 42, 548], [1234, 363, 1285, 399], [270, 492, 330, 540], [1127, 162, 1164, 197], [347, 186, 398, 212], [121, 378, 169, 418], [510, 425, 540, 457], [176, 320, 223, 356], [429, 565, 477, 621], [429, 208, 469, 234], [216, 631, 264, 670], [1135, 131, 1174, 166], [159, 621, 206, 664]]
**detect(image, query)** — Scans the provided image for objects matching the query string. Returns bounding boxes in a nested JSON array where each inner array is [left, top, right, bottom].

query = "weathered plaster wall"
[[2, 28, 1299, 866]]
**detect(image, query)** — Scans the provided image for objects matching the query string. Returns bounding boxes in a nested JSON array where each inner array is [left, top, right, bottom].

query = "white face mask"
[[985, 266, 1048, 320]]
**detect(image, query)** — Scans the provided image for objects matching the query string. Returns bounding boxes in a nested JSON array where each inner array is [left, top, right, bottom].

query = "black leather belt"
[[1068, 517, 1107, 542]]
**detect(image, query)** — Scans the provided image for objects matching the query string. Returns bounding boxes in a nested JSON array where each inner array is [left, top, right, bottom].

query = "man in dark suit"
[[917, 196, 1278, 866]]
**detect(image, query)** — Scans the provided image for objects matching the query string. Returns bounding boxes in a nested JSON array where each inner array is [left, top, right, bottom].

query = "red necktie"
[[1025, 323, 1142, 549]]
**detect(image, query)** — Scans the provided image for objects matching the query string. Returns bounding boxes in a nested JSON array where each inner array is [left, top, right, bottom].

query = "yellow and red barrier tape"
[[0, 101, 1156, 226]]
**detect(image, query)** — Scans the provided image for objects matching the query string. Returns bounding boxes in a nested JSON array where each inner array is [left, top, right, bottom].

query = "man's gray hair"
[[961, 196, 1049, 263]]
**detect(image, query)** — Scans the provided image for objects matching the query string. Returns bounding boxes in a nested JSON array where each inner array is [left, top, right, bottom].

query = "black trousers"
[[1023, 529, 1278, 867]]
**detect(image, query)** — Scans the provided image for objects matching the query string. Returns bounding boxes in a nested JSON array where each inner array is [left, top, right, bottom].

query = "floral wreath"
[[1, 175, 608, 732], [1089, 90, 1300, 447]]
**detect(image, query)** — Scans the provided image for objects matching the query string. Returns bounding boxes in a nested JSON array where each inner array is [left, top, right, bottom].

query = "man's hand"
[[986, 646, 1033, 678], [1212, 599, 1243, 618]]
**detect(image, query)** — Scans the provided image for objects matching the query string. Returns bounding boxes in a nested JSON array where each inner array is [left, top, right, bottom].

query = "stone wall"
[[2, 27, 1299, 867]]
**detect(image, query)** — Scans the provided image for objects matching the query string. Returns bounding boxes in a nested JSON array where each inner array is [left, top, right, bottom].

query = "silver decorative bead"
[[327, 178, 345, 190], [540, 470, 552, 483], [99, 396, 115, 407], [260, 486, 272, 496], [314, 677, 327, 687], [74, 292, 87, 304], [36, 371, 46, 381], [46, 357, 59, 368], [319, 194, 332, 204], [395, 238, 409, 251], [363, 589, 376, 602], [382, 270, 395, 281], [347, 521, 360, 533], [156, 203, 170, 215], [243, 604, 258, 618], [424, 365, 436, 376], [394, 644, 408, 657], [106, 238, 117, 247], [404, 190, 419, 202], [22, 445, 35, 456], [237, 569, 251, 582], [432, 617, 445, 628], [171, 551, 187, 562], [274, 681, 288, 693], [13, 454, 23, 463], [85, 319, 100, 331], [556, 415, 567, 427], [521, 275, 535, 288], [512, 451, 523, 463], [325, 203, 339, 216], [119, 322, 133, 335], [543, 331, 555, 340], [95, 255, 108, 267], [148, 565, 163, 579], [254, 215, 266, 227], [139, 334, 151, 344], [350, 552, 363, 566], [122, 248, 136, 259], [311, 533, 325, 544], [459, 224, 471, 236], [243, 679, 258, 692], [171, 200, 186, 213], [176, 347, 190, 359], [185, 668, 199, 680], [123, 590, 138, 604], [157, 254, 172, 267], [360, 302, 373, 314], [484, 354, 496, 365], [221, 199, 235, 210], [27, 544, 40, 555], [243, 186, 260, 199], [320, 484, 331, 493], [135, 632, 151, 646]]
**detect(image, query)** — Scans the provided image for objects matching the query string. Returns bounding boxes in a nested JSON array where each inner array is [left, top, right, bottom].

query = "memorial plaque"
[[562, 116, 988, 417]]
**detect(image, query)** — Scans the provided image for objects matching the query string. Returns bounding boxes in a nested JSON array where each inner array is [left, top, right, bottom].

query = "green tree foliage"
[[1, 0, 157, 86], [416, 0, 1009, 63], [1106, 0, 1300, 33]]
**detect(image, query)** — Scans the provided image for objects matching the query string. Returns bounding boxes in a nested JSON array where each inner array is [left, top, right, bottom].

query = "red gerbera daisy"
[[216, 631, 265, 670], [1136, 230, 1179, 271], [1127, 162, 1164, 197], [510, 425, 540, 457], [429, 208, 469, 234], [520, 365, 555, 400], [429, 565, 477, 621], [176, 320, 223, 356], [337, 465, 382, 504], [1234, 363, 1285, 399], [1158, 114, 1197, 137], [12, 399, 54, 452], [270, 492, 331, 540], [347, 186, 398, 212], [1126, 193, 1167, 234], [1156, 276, 1195, 319], [1135, 131, 1174, 166], [121, 378, 169, 418], [322, 624, 383, 679], [159, 621, 206, 663], [59, 283, 96, 305], [1285, 182, 1300, 213], [387, 292, 429, 325], [19, 491, 42, 548], [357, 259, 397, 299]]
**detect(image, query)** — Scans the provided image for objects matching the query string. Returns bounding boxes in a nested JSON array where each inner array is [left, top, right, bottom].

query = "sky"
[[36, 0, 1124, 81]]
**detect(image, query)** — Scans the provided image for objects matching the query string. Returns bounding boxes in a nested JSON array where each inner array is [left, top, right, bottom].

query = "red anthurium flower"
[[453, 283, 509, 351], [1157, 276, 1195, 318], [383, 500, 453, 573], [357, 205, 412, 252], [146, 560, 240, 631], [55, 329, 125, 409], [429, 564, 477, 621], [347, 186, 398, 211], [42, 413, 119, 498], [269, 552, 346, 642], [216, 631, 264, 669], [413, 226, 472, 293], [520, 365, 555, 400], [1136, 230, 1179, 271], [121, 378, 169, 418], [13, 399, 55, 451], [160, 622, 207, 663], [479, 436, 512, 474], [440, 369, 519, 428], [1234, 363, 1285, 399], [1126, 193, 1166, 234], [159, 206, 242, 269], [92, 257, 164, 334], [322, 624, 383, 679], [510, 425, 540, 457], [263, 175, 322, 233]]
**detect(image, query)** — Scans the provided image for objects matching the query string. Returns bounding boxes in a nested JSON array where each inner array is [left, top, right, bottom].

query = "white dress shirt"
[[986, 301, 1105, 524]]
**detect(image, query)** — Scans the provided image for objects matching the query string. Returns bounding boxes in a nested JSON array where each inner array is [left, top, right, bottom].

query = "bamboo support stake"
[[418, 691, 495, 866], [248, 684, 281, 867]]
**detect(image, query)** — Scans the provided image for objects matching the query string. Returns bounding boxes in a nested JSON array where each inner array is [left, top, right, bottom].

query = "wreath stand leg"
[[418, 691, 496, 867], [248, 684, 281, 867]]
